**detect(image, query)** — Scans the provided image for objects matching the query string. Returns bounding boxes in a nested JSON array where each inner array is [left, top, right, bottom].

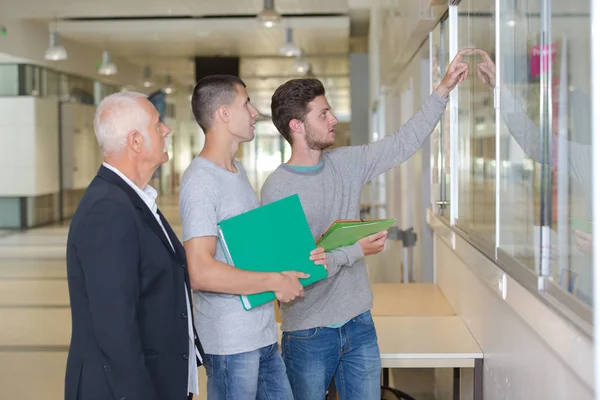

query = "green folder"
[[317, 218, 396, 252], [217, 194, 327, 311], [570, 218, 593, 234]]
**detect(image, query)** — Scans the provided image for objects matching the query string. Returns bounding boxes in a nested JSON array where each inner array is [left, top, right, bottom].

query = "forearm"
[[363, 91, 448, 182], [326, 242, 364, 277], [189, 259, 279, 295]]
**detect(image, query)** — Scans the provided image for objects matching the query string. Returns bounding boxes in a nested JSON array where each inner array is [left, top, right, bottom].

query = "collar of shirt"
[[102, 162, 159, 214]]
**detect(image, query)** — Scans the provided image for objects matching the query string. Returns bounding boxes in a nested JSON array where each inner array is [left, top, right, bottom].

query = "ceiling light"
[[44, 31, 67, 61], [257, 0, 281, 28], [142, 65, 153, 88], [507, 19, 516, 26], [279, 27, 301, 57], [164, 75, 175, 95], [293, 57, 311, 74], [98, 51, 117, 75]]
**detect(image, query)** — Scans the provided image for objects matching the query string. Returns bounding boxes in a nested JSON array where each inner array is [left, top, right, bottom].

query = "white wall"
[[60, 102, 99, 190], [0, 97, 59, 196], [431, 219, 594, 399], [34, 98, 60, 195]]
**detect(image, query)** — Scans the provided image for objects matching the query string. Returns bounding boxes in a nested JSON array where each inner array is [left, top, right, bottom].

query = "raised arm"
[[361, 49, 472, 183]]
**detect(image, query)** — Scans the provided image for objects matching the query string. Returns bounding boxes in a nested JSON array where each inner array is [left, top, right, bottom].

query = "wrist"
[[266, 272, 283, 291], [435, 85, 450, 99]]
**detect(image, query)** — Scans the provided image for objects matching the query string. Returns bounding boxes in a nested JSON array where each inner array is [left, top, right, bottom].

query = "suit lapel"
[[97, 166, 177, 258]]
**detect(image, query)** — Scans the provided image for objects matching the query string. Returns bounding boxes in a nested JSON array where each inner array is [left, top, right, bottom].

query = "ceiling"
[[0, 0, 366, 116], [0, 0, 350, 19]]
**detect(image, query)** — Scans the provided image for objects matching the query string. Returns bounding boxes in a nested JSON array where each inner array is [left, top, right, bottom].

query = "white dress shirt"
[[103, 162, 199, 395]]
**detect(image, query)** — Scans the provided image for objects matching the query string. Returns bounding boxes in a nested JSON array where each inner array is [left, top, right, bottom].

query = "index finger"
[[450, 48, 473, 67], [370, 231, 388, 240], [310, 247, 325, 255], [472, 48, 493, 63]]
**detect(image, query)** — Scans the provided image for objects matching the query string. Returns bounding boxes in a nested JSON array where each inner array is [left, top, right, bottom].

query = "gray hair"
[[93, 91, 150, 155]]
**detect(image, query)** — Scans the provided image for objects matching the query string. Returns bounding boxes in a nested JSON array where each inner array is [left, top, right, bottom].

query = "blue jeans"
[[282, 311, 381, 400], [204, 343, 293, 400]]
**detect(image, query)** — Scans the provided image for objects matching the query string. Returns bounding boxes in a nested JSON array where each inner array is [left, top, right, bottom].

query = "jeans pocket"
[[284, 327, 320, 340], [355, 311, 375, 326]]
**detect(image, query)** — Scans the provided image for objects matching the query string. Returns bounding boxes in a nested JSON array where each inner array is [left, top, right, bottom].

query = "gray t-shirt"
[[180, 156, 277, 355]]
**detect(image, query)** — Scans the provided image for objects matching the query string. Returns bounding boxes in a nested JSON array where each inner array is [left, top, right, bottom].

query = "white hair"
[[93, 91, 151, 155]]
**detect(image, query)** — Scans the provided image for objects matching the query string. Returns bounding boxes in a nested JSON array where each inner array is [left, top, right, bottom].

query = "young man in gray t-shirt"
[[180, 75, 327, 400], [260, 50, 472, 399]]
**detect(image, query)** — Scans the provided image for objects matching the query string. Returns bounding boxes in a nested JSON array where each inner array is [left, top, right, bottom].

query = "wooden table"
[[371, 283, 455, 317], [375, 315, 482, 365], [370, 284, 483, 400]]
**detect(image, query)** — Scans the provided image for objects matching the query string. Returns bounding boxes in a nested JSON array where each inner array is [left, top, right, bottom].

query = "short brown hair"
[[271, 78, 325, 144], [191, 75, 246, 132]]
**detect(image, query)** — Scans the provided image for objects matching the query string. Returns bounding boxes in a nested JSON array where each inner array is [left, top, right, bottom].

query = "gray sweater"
[[260, 92, 448, 332]]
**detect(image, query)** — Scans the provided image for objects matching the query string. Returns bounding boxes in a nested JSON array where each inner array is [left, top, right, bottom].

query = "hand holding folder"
[[217, 195, 328, 310], [316, 218, 396, 252]]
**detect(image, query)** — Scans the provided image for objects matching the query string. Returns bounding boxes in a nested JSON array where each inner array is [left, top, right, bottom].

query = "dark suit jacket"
[[64, 165, 205, 400]]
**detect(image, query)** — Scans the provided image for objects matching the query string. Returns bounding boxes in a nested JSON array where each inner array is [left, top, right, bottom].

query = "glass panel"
[[23, 65, 41, 96], [549, 0, 593, 306], [67, 75, 94, 104], [456, 0, 496, 240], [495, 0, 543, 271], [430, 18, 450, 216], [42, 69, 60, 99], [0, 64, 19, 95], [494, 0, 593, 307]]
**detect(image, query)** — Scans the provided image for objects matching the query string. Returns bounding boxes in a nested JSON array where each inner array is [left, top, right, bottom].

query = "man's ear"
[[128, 130, 144, 153], [216, 105, 230, 124], [289, 118, 303, 135]]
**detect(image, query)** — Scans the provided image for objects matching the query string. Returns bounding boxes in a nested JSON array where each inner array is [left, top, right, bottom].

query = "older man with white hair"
[[65, 92, 204, 400]]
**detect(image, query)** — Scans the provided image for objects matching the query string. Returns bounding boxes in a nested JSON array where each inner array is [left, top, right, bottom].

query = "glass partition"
[[0, 64, 19, 95], [495, 0, 544, 272], [0, 63, 119, 105], [430, 17, 451, 216], [494, 0, 593, 308], [428, 0, 595, 322], [23, 64, 41, 96], [548, 0, 593, 306], [455, 0, 497, 245], [42, 68, 61, 99]]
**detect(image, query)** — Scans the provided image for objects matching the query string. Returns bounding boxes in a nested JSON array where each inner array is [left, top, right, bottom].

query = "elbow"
[[189, 275, 204, 291], [188, 265, 209, 291]]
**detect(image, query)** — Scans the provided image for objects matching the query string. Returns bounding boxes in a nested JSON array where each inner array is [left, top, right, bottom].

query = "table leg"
[[453, 368, 460, 400], [474, 358, 483, 400], [382, 367, 390, 386]]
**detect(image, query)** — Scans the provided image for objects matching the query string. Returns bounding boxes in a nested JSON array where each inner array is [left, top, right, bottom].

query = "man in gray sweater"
[[260, 49, 472, 400]]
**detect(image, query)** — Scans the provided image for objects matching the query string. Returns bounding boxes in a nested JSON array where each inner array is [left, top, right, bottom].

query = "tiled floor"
[[0, 192, 435, 400]]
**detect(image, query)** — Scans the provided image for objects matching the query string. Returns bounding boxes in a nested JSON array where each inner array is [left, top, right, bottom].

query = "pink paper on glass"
[[530, 43, 558, 77]]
